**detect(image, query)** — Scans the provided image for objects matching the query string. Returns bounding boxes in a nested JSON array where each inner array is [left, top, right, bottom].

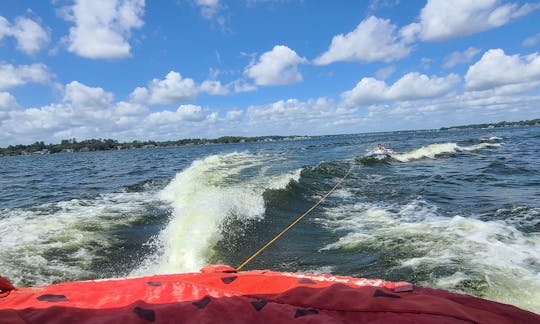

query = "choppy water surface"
[[1, 126, 539, 313]]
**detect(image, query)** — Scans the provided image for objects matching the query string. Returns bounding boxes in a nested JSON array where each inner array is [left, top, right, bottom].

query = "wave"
[[316, 198, 540, 313], [391, 142, 501, 162], [481, 136, 503, 142], [356, 155, 392, 166], [0, 190, 159, 286], [132, 152, 302, 276]]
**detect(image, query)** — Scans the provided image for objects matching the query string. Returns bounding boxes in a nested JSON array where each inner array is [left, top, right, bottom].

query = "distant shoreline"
[[1, 118, 539, 157], [439, 118, 540, 131], [0, 135, 309, 157]]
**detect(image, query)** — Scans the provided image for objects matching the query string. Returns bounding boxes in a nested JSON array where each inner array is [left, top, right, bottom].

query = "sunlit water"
[[1, 126, 539, 313]]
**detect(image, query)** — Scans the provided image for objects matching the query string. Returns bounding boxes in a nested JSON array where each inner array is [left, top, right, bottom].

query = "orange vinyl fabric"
[[1, 265, 538, 323]]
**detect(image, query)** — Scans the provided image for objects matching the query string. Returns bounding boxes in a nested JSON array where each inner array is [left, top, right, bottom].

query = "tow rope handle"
[[236, 163, 353, 271]]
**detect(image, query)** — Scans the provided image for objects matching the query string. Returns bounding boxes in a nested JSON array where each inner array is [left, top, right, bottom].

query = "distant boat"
[[368, 146, 395, 156]]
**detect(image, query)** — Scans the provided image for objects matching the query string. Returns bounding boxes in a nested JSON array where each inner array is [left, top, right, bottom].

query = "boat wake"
[[0, 190, 159, 286], [391, 142, 501, 162], [316, 198, 540, 313], [132, 152, 302, 276]]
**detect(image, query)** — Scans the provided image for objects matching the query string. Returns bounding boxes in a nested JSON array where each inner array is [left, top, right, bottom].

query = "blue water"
[[1, 126, 539, 313]]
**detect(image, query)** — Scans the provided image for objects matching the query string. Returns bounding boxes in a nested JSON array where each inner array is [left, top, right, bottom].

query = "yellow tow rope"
[[236, 162, 354, 271]]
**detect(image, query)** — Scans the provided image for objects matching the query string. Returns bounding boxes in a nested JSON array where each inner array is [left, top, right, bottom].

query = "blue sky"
[[1, 0, 540, 146]]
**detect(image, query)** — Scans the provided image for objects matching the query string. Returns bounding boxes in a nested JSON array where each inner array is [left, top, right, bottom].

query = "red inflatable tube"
[[1, 265, 538, 323]]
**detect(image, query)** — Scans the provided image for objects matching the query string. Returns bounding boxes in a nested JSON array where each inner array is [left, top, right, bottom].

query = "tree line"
[[439, 118, 540, 130], [0, 136, 291, 157]]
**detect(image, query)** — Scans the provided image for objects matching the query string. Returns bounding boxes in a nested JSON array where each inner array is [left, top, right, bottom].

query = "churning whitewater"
[[0, 126, 539, 313]]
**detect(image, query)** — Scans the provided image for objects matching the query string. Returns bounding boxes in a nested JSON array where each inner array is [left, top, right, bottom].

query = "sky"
[[1, 0, 540, 146]]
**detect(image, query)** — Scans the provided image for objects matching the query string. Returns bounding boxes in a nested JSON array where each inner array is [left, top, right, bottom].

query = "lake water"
[[1, 126, 539, 313]]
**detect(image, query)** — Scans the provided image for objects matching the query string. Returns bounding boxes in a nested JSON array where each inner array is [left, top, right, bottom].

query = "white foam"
[[317, 200, 540, 312], [0, 191, 157, 286], [460, 142, 501, 151], [392, 142, 501, 162], [133, 152, 302, 276], [392, 143, 460, 162]]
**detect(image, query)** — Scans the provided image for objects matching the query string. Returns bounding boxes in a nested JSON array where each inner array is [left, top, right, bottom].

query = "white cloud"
[[226, 109, 243, 121], [314, 16, 413, 65], [232, 79, 257, 93], [131, 71, 239, 105], [0, 92, 19, 121], [0, 92, 19, 112], [132, 71, 198, 105], [129, 86, 149, 103], [443, 47, 481, 68], [363, 90, 540, 131], [63, 0, 145, 59], [0, 63, 52, 90], [465, 49, 540, 91], [523, 32, 540, 47], [200, 80, 229, 95], [146, 104, 206, 125], [147, 71, 197, 105], [244, 45, 307, 86], [0, 16, 49, 55], [176, 104, 205, 122], [246, 97, 361, 135], [0, 80, 217, 145], [415, 0, 540, 41], [63, 81, 114, 110], [376, 66, 396, 80], [342, 72, 460, 105]]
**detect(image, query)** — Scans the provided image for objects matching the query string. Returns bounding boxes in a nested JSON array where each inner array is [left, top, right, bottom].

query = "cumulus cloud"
[[0, 16, 49, 55], [342, 72, 460, 105], [0, 92, 19, 122], [314, 16, 413, 65], [0, 80, 220, 145], [226, 109, 243, 121], [63, 0, 145, 59], [63, 81, 114, 110], [413, 0, 540, 41], [0, 92, 19, 111], [131, 71, 198, 105], [443, 47, 481, 68], [244, 45, 307, 86], [465, 49, 540, 91], [246, 97, 362, 133], [0, 63, 52, 90], [147, 104, 206, 125]]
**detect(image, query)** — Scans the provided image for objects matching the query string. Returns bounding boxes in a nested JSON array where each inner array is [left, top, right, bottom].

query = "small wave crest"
[[392, 142, 501, 162]]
